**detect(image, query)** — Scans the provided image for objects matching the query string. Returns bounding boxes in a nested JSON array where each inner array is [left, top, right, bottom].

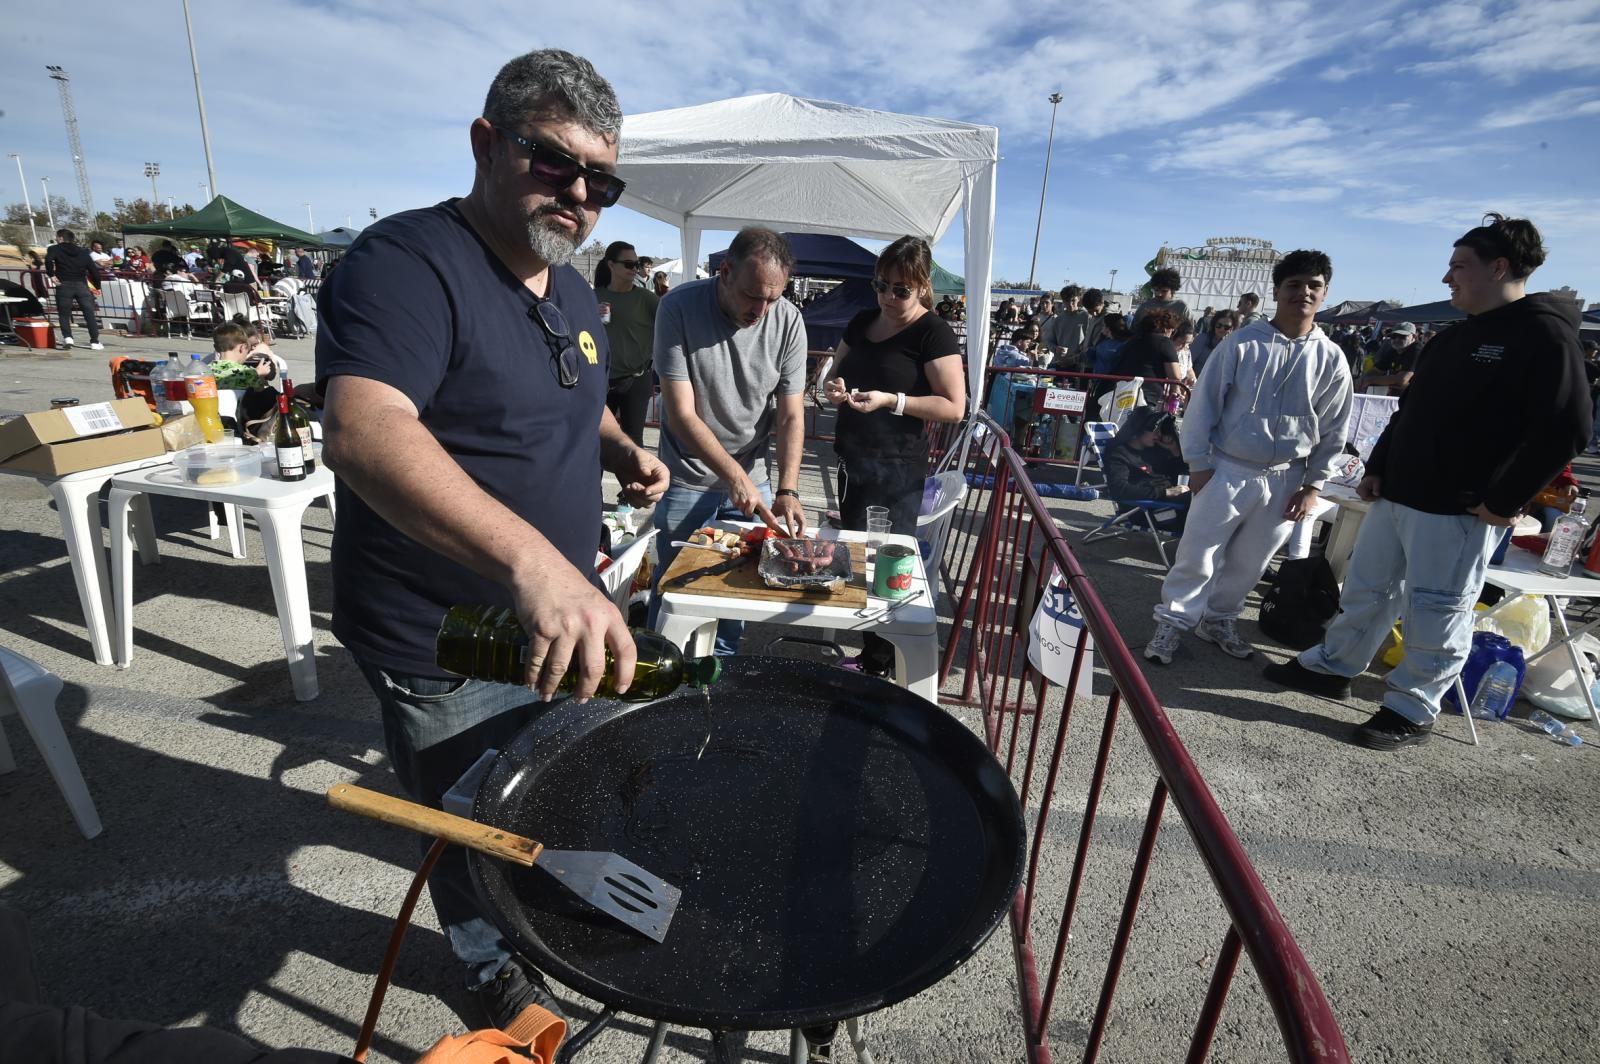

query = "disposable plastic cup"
[[867, 517, 892, 552]]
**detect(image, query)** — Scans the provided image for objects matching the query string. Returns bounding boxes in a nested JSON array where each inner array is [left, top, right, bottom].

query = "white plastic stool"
[[0, 647, 103, 839]]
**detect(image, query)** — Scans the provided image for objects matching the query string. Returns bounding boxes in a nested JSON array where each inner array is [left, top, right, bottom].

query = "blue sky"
[[2, 0, 1595, 307]]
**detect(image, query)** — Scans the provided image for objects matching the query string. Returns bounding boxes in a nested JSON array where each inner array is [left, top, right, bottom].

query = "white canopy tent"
[[616, 92, 999, 412]]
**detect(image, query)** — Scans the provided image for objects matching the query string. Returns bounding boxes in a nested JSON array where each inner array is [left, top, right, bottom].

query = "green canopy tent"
[[931, 260, 965, 297], [120, 195, 329, 249]]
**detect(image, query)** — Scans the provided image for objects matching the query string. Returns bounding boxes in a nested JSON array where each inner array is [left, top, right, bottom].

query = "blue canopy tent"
[[707, 232, 877, 280], [1370, 299, 1464, 324], [801, 278, 876, 349]]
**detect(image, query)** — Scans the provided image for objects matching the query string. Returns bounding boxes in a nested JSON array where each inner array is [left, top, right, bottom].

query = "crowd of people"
[[28, 228, 332, 349]]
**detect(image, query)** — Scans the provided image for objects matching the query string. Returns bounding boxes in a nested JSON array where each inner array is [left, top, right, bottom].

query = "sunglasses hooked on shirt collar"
[[871, 278, 915, 300], [494, 125, 626, 209], [528, 298, 582, 389]]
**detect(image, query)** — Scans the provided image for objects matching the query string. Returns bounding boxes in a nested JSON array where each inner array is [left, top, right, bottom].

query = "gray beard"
[[525, 205, 588, 267]]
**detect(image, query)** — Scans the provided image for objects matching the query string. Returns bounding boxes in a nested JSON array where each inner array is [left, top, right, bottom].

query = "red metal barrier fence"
[[934, 413, 1349, 1063]]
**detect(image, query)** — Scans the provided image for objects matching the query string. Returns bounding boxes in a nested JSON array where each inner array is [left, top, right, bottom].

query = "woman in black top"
[[823, 236, 966, 677], [1112, 307, 1182, 407]]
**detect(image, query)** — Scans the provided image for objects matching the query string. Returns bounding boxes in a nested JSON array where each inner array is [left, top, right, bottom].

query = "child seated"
[[1104, 409, 1190, 532]]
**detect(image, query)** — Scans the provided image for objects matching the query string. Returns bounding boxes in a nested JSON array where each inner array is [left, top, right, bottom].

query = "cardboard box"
[[0, 398, 165, 476]]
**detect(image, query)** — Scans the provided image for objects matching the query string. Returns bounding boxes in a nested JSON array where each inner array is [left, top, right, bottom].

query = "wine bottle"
[[436, 605, 720, 699], [281, 378, 316, 473], [274, 394, 307, 481]]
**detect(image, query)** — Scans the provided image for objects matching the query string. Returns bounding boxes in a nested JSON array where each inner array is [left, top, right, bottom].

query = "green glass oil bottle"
[[435, 604, 721, 700]]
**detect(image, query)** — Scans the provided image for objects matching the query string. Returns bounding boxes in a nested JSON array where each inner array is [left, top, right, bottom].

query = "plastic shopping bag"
[[1097, 377, 1145, 430], [1474, 595, 1550, 658]]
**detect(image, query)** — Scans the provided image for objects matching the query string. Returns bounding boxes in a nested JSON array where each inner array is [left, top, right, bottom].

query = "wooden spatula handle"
[[328, 783, 543, 866]]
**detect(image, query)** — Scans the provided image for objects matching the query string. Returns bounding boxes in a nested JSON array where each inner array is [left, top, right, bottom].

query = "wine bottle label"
[[277, 445, 305, 473]]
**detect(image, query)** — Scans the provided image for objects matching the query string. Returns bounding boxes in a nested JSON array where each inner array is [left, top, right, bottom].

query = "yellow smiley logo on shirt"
[[578, 329, 599, 365]]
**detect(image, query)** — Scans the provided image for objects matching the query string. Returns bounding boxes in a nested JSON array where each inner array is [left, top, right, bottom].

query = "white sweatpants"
[[1154, 457, 1300, 630]]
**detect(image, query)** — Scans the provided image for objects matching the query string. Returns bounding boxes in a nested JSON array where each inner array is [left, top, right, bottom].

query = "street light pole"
[[144, 162, 161, 214], [41, 177, 55, 231], [305, 203, 315, 232], [1026, 91, 1064, 291], [182, 0, 219, 198], [9, 154, 38, 246], [1108, 268, 1118, 303]]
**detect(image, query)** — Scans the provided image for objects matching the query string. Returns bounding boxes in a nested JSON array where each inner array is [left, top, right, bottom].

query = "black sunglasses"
[[528, 298, 582, 388], [612, 258, 640, 269], [871, 278, 915, 300], [495, 126, 626, 209]]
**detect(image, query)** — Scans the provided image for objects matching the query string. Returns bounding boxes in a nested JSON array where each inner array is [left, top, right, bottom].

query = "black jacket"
[[1368, 293, 1589, 517], [1105, 438, 1188, 501], [44, 243, 100, 286]]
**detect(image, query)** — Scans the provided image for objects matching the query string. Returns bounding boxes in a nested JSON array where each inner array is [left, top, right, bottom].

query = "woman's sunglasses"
[[495, 126, 626, 209], [528, 298, 582, 388], [871, 278, 915, 300], [612, 258, 640, 269]]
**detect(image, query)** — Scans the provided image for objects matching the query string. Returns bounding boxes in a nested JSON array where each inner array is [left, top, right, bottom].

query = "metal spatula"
[[328, 783, 681, 942]]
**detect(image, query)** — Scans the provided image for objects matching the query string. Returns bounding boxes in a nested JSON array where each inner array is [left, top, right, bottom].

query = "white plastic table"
[[2, 456, 168, 665], [655, 529, 941, 703], [107, 464, 336, 701], [1453, 548, 1600, 742]]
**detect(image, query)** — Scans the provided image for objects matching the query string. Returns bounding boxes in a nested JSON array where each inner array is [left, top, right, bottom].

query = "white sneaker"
[[1196, 617, 1254, 659], [1145, 621, 1181, 665], [88, 341, 104, 351], [61, 336, 75, 347]]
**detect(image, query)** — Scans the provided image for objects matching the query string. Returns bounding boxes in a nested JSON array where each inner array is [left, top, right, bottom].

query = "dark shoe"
[[1352, 707, 1433, 750], [1263, 658, 1352, 700], [471, 956, 568, 1030]]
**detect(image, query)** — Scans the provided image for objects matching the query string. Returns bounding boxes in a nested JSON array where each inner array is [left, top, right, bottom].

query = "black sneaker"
[[1262, 658, 1352, 700], [1352, 707, 1433, 750], [471, 956, 568, 1030]]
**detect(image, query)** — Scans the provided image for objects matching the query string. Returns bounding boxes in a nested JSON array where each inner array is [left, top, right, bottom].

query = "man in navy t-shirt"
[[315, 48, 668, 1029]]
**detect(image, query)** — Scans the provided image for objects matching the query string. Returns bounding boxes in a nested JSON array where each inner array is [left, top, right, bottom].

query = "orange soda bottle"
[[183, 355, 226, 443]]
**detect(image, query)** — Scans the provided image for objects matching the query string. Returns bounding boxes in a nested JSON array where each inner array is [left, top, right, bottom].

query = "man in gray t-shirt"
[[649, 227, 808, 653]]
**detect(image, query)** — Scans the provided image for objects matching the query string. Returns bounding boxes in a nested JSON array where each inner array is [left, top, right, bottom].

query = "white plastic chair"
[[1074, 421, 1118, 486], [0, 647, 103, 839], [916, 470, 968, 574], [218, 290, 256, 324]]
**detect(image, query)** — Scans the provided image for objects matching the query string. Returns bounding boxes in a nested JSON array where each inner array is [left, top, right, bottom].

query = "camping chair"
[[1078, 427, 1188, 569], [1074, 420, 1118, 486]]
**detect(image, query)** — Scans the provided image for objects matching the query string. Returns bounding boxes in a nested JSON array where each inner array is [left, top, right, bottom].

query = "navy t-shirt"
[[315, 199, 609, 677]]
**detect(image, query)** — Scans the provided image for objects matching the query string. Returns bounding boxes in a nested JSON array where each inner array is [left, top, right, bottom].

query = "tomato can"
[[872, 543, 917, 599]]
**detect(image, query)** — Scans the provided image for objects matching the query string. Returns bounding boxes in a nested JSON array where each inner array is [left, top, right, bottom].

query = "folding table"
[[107, 464, 335, 701], [655, 528, 940, 703]]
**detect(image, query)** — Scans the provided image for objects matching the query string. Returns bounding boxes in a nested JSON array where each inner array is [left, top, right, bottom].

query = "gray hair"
[[724, 227, 795, 274], [482, 48, 622, 141]]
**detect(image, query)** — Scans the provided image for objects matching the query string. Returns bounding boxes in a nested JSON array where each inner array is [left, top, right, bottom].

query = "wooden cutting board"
[[661, 541, 868, 608]]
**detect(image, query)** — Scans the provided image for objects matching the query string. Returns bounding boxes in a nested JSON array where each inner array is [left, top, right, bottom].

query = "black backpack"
[[1259, 557, 1341, 650]]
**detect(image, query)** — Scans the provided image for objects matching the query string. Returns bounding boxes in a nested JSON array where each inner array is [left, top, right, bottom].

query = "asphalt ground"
[[1, 331, 1597, 1063]]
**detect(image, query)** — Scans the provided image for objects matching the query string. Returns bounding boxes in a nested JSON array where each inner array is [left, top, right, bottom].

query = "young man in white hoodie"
[[1145, 249, 1353, 665]]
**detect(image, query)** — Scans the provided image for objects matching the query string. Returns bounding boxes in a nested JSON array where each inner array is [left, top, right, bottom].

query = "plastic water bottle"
[[1467, 660, 1518, 721], [151, 359, 179, 417], [614, 502, 635, 535], [1539, 497, 1588, 576], [1528, 709, 1584, 746]]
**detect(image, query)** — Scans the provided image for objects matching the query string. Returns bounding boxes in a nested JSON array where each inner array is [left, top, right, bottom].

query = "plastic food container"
[[172, 443, 262, 487]]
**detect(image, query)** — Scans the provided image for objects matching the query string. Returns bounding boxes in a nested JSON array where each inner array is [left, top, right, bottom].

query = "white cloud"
[[1252, 187, 1344, 202], [1349, 195, 1600, 233], [1479, 88, 1600, 129], [1390, 0, 1600, 82]]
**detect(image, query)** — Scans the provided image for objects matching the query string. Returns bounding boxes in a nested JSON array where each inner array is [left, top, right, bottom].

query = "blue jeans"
[[356, 659, 553, 987], [648, 478, 772, 655], [1299, 500, 1498, 723]]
